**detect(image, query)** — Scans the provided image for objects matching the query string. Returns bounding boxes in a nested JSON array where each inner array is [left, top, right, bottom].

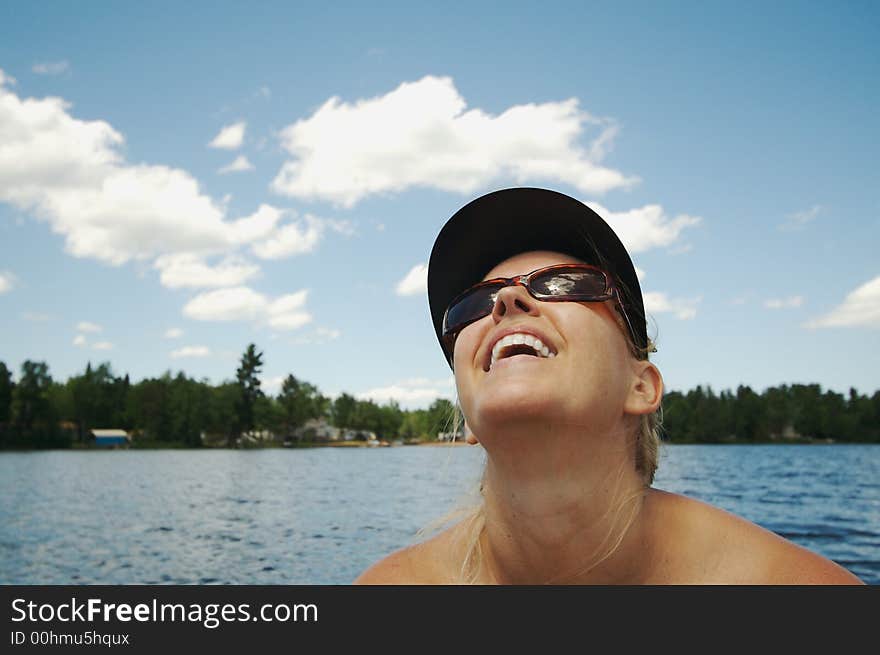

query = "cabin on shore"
[[90, 429, 131, 448], [343, 428, 377, 442], [293, 418, 340, 443]]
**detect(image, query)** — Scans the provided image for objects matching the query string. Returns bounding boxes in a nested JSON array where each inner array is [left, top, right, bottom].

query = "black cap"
[[427, 187, 648, 367]]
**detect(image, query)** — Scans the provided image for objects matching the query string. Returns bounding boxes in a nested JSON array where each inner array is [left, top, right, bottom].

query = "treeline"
[[0, 345, 455, 449], [0, 346, 878, 449], [662, 384, 880, 443]]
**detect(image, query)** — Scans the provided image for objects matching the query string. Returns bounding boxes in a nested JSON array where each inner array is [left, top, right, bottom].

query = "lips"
[[484, 328, 558, 372]]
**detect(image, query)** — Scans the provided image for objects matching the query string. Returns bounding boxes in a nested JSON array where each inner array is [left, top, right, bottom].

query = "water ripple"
[[0, 445, 877, 584]]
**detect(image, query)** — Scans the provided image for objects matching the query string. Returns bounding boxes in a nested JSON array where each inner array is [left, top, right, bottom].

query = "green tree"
[[206, 382, 240, 445], [233, 344, 264, 445], [733, 385, 766, 441], [378, 401, 404, 439], [67, 362, 130, 442], [12, 361, 51, 432], [11, 360, 64, 447], [278, 375, 324, 439], [791, 384, 824, 438], [331, 392, 357, 429], [127, 375, 171, 442], [659, 391, 691, 442], [764, 385, 791, 438], [167, 372, 209, 446], [849, 388, 878, 442], [0, 361, 12, 425], [0, 361, 14, 447], [399, 410, 429, 440], [425, 398, 455, 438]]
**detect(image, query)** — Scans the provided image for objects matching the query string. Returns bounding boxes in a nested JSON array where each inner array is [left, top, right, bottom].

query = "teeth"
[[488, 332, 556, 370]]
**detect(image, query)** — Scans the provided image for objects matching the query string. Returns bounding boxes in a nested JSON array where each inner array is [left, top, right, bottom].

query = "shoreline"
[[0, 439, 875, 453]]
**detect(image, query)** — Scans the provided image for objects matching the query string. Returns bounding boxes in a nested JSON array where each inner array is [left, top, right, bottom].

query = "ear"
[[623, 361, 663, 416], [464, 421, 479, 445]]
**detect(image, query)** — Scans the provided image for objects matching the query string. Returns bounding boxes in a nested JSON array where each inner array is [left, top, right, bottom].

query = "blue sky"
[[1, 1, 877, 406]]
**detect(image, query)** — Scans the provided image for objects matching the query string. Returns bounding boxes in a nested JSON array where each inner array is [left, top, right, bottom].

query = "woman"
[[356, 188, 862, 585]]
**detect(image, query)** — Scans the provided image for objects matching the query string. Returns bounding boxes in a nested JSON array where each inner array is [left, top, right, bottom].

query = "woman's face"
[[453, 250, 641, 440]]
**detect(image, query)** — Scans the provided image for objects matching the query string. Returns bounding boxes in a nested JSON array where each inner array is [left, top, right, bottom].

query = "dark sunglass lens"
[[444, 285, 499, 332], [531, 268, 607, 297]]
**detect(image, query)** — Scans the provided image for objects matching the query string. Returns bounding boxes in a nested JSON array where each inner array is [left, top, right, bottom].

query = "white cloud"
[[92, 341, 113, 351], [271, 75, 637, 207], [586, 202, 701, 254], [262, 375, 286, 396], [218, 155, 254, 174], [0, 76, 343, 326], [316, 326, 341, 340], [764, 296, 804, 309], [154, 253, 260, 289], [805, 276, 880, 328], [183, 286, 266, 322], [643, 292, 701, 320], [183, 286, 312, 330], [225, 204, 283, 244], [171, 345, 211, 359], [0, 271, 15, 293], [0, 73, 233, 265], [73, 334, 86, 347], [396, 263, 428, 296], [667, 243, 693, 255], [164, 328, 183, 339], [325, 218, 356, 237], [267, 291, 312, 329], [356, 376, 455, 408], [76, 321, 102, 333], [358, 386, 446, 404], [208, 121, 246, 150], [32, 60, 70, 76], [22, 311, 51, 321], [780, 205, 821, 231], [251, 215, 323, 259], [291, 326, 341, 345], [634, 266, 646, 282]]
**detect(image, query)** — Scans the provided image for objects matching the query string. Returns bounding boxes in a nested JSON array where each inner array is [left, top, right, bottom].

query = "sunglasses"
[[441, 263, 641, 363]]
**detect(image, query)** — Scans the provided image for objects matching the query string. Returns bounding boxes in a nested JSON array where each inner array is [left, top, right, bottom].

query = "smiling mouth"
[[488, 333, 556, 371]]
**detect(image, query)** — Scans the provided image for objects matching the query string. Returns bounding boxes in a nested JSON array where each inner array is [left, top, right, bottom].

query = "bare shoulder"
[[648, 489, 864, 585], [353, 525, 464, 585]]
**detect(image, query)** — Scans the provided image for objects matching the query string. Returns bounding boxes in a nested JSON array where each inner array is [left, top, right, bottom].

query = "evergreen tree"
[[0, 361, 12, 425], [233, 344, 264, 445]]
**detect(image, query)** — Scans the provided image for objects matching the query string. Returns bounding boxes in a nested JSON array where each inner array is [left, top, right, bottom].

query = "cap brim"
[[427, 187, 646, 366]]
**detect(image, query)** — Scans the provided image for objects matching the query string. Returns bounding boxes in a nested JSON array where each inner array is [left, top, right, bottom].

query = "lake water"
[[1, 444, 877, 584]]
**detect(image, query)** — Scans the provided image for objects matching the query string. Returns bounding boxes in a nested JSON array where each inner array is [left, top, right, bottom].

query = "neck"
[[472, 420, 654, 584]]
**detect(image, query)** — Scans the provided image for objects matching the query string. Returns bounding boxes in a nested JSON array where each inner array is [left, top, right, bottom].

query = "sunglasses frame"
[[440, 263, 642, 364]]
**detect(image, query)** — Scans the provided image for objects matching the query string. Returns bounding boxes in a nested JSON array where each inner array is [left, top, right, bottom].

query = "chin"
[[469, 379, 562, 432]]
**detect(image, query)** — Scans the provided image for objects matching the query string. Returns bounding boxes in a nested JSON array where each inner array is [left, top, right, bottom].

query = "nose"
[[491, 283, 539, 323]]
